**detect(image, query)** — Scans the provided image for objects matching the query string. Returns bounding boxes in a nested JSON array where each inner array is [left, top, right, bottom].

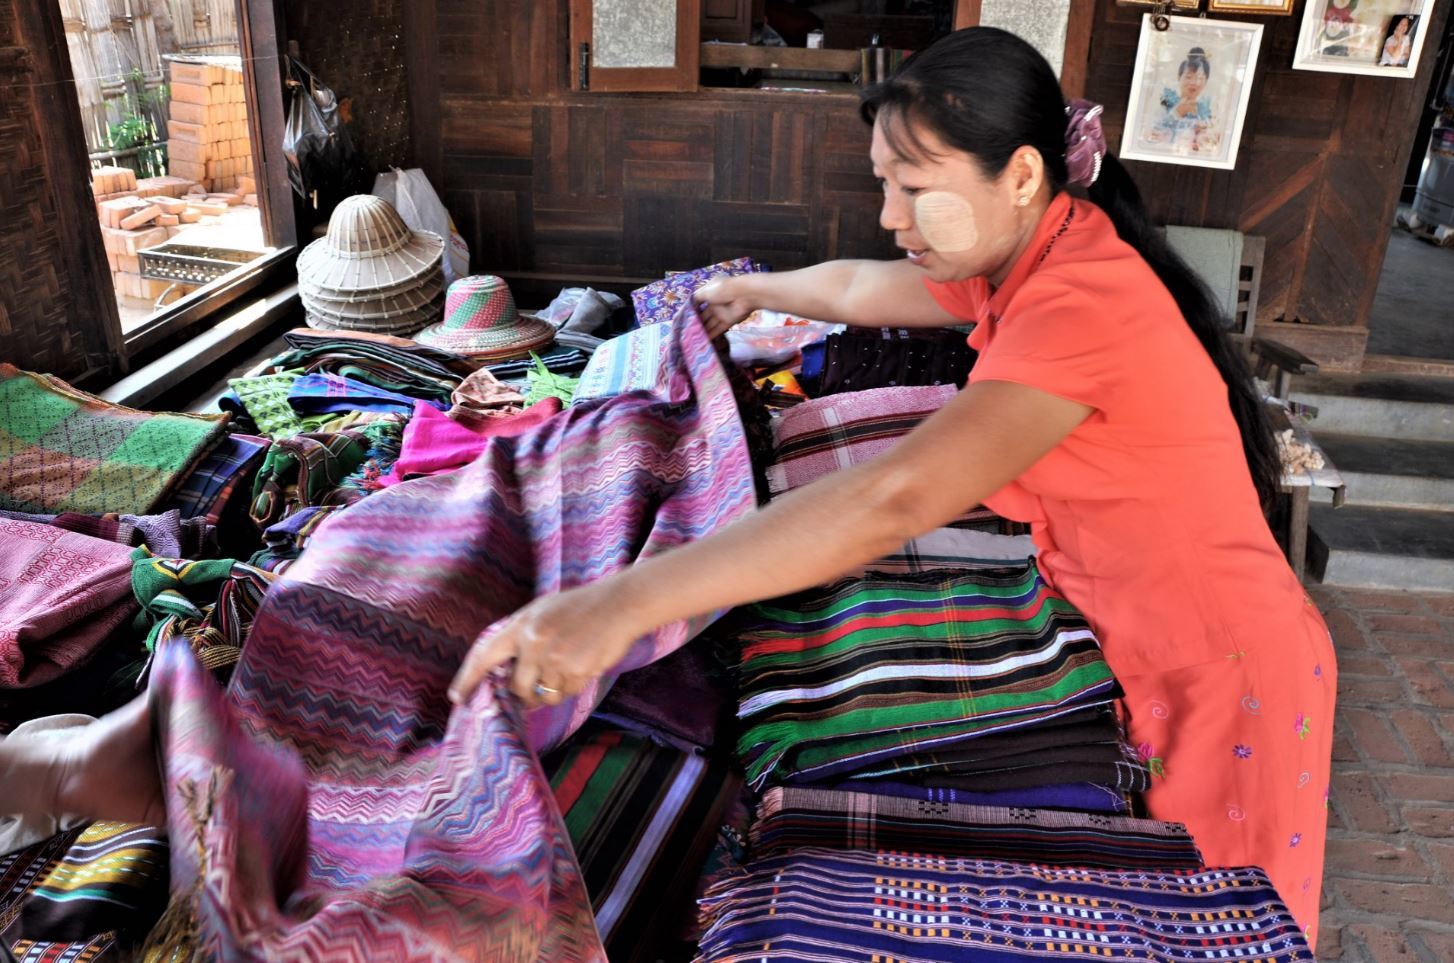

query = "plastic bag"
[[373, 167, 471, 284], [282, 57, 369, 204], [726, 311, 844, 367]]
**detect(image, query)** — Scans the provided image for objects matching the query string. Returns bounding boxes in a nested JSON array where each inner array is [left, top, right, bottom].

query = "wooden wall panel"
[[1085, 0, 1452, 366], [1, 0, 123, 384], [417, 0, 895, 299]]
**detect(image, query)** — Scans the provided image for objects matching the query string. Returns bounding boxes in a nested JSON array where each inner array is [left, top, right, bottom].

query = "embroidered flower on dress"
[[1137, 742, 1167, 779], [1294, 713, 1311, 740], [1233, 744, 1252, 759], [1290, 833, 1303, 848]]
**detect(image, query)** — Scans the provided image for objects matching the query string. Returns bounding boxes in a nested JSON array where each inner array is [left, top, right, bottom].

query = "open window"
[[571, 0, 977, 96], [55, 0, 295, 353]]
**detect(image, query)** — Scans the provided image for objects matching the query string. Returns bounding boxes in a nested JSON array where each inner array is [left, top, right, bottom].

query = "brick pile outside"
[[1313, 586, 1454, 962]]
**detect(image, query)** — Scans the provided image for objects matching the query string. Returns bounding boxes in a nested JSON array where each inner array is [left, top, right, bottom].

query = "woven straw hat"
[[297, 194, 445, 294], [414, 275, 555, 358], [300, 270, 446, 321], [302, 291, 445, 337]]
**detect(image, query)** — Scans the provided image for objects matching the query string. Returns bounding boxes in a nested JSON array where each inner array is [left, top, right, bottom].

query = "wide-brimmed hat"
[[414, 275, 555, 359], [297, 194, 445, 294]]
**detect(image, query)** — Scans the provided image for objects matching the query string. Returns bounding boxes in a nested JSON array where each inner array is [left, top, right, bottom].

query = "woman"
[[1380, 16, 1414, 67], [7, 25, 1333, 945], [452, 27, 1336, 940]]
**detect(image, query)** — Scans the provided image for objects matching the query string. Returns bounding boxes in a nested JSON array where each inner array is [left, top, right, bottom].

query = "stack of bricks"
[[90, 164, 258, 305], [166, 57, 255, 194]]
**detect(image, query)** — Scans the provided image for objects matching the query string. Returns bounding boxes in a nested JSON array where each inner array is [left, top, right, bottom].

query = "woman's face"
[[1179, 63, 1208, 102], [1394, 18, 1409, 38], [870, 115, 1036, 286]]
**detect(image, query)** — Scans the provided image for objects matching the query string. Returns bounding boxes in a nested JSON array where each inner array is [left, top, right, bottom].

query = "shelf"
[[700, 43, 860, 73]]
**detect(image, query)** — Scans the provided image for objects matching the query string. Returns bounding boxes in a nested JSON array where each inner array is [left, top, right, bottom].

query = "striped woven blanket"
[[695, 848, 1314, 962], [146, 308, 756, 961], [735, 566, 1121, 790], [750, 787, 1201, 869]]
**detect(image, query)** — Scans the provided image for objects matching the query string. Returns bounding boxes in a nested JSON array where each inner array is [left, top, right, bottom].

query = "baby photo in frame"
[[1293, 0, 1436, 77], [1120, 15, 1264, 171]]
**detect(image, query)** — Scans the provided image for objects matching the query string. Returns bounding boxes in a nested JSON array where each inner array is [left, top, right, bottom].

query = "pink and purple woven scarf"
[[147, 307, 756, 960]]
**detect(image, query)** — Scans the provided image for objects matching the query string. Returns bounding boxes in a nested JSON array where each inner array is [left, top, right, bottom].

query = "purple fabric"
[[830, 779, 1129, 814], [143, 309, 756, 959], [592, 640, 725, 751], [1065, 98, 1106, 188], [287, 373, 448, 418], [630, 258, 766, 328], [0, 519, 138, 689]]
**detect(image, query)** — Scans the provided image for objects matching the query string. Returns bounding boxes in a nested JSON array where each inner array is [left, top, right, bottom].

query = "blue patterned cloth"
[[572, 323, 673, 403]]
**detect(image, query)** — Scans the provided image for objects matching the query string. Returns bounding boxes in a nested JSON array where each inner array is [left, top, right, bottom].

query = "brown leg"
[[1288, 486, 1310, 582]]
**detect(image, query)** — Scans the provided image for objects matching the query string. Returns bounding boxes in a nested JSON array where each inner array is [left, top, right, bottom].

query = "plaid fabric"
[[696, 849, 1314, 962], [0, 520, 138, 689], [572, 324, 672, 404], [1, 823, 168, 962], [247, 506, 344, 574], [765, 384, 957, 495], [751, 787, 1202, 869], [249, 429, 374, 528], [734, 566, 1120, 791], [830, 780, 1131, 814], [848, 529, 1035, 578], [225, 372, 333, 439], [0, 365, 228, 517], [542, 725, 740, 962], [631, 257, 766, 327], [159, 434, 269, 521], [130, 548, 275, 682], [270, 329, 474, 406], [286, 373, 446, 418], [484, 345, 589, 381]]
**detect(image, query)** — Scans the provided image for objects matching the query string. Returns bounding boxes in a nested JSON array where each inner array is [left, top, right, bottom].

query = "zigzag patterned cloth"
[[145, 308, 756, 961]]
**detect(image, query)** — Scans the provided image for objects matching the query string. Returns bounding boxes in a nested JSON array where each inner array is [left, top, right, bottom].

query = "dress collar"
[[982, 191, 1077, 326]]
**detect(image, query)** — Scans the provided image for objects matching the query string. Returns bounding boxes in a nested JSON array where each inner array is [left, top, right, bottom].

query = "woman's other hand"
[[696, 277, 758, 338], [448, 583, 642, 710]]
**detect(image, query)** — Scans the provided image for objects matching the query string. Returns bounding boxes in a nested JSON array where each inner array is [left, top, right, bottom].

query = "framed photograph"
[[1293, 0, 1436, 78], [1120, 15, 1264, 171], [1208, 0, 1295, 14]]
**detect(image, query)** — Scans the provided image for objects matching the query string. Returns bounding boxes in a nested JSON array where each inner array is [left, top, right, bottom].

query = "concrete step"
[[1309, 504, 1454, 591], [1290, 374, 1454, 442], [1310, 432, 1454, 510]]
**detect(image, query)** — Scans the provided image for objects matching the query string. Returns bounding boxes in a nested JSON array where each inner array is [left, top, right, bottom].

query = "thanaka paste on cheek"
[[914, 191, 979, 253]]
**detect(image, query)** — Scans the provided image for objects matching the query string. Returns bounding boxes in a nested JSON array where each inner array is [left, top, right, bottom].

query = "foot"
[[51, 697, 166, 827]]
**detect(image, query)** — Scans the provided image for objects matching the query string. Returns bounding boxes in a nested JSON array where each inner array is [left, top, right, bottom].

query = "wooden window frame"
[[569, 0, 703, 93], [120, 0, 301, 356]]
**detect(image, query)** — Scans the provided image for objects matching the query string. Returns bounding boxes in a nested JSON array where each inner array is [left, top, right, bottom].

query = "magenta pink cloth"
[[0, 519, 137, 688], [380, 398, 565, 486]]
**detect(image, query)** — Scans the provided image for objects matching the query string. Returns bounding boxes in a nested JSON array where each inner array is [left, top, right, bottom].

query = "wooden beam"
[[1060, 0, 1096, 99], [700, 44, 860, 72], [403, 0, 443, 184], [239, 0, 296, 250], [954, 0, 982, 30]]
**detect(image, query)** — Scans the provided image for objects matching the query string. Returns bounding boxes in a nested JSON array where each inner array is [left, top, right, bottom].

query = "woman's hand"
[[448, 582, 644, 709], [695, 277, 758, 338]]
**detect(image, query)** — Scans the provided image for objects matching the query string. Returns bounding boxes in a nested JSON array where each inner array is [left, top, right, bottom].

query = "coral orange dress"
[[926, 192, 1336, 943]]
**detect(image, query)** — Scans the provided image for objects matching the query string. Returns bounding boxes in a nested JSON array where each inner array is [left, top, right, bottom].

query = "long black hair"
[[860, 27, 1281, 511]]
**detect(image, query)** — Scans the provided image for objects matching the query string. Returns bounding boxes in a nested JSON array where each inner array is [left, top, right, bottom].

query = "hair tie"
[[1065, 98, 1106, 188]]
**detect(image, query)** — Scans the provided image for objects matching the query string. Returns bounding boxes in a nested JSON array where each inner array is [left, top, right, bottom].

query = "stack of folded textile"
[[695, 846, 1313, 962], [733, 566, 1140, 802]]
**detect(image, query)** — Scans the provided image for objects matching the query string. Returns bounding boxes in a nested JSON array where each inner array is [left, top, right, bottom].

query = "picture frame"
[[1292, 0, 1436, 78], [1120, 15, 1264, 171], [1207, 0, 1295, 14]]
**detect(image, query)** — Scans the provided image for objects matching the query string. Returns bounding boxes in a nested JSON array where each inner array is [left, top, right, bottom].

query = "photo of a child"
[[1296, 0, 1432, 76], [1121, 16, 1263, 171]]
